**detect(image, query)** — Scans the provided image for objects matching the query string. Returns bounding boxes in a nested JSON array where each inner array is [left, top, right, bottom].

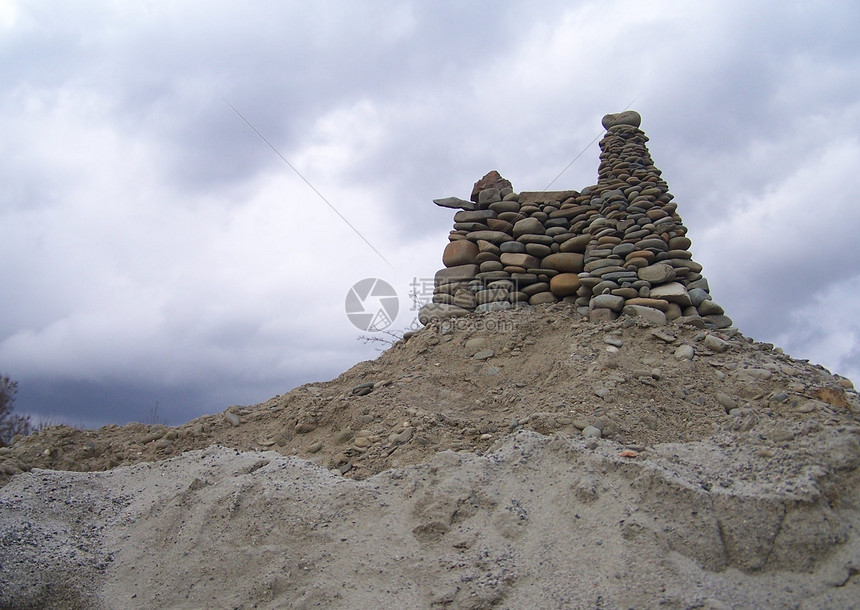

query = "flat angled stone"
[[433, 196, 475, 211]]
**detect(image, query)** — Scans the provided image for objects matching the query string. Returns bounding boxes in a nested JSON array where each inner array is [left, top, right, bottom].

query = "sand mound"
[[2, 307, 860, 608]]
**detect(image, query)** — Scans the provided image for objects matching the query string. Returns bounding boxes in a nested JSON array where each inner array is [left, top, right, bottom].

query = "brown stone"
[[442, 240, 479, 267], [529, 292, 558, 305], [625, 257, 650, 269], [541, 252, 585, 273], [560, 234, 591, 253], [626, 250, 656, 264], [669, 236, 692, 250], [550, 273, 581, 297]]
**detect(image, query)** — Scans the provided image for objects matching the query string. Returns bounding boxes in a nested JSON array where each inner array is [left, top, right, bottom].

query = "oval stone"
[[529, 291, 558, 305], [525, 243, 553, 257], [479, 261, 504, 272], [500, 241, 526, 253], [634, 238, 668, 252], [550, 273, 581, 297], [669, 236, 692, 250], [517, 234, 555, 246], [488, 200, 521, 213], [513, 217, 545, 238], [541, 252, 584, 273]]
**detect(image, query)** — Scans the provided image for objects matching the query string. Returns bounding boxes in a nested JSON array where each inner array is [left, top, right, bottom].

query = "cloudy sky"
[[1, 1, 858, 428]]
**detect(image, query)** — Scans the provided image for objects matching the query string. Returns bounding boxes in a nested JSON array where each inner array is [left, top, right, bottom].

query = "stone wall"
[[420, 110, 732, 329]]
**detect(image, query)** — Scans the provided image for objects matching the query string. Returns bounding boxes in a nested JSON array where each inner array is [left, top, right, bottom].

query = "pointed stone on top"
[[470, 171, 512, 203]]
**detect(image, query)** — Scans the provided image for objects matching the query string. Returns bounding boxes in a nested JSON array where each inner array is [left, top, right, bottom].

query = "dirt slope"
[[2, 305, 860, 608], [2, 304, 856, 484]]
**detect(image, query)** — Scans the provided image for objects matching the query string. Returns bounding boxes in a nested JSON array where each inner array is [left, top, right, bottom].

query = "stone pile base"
[[421, 111, 732, 329]]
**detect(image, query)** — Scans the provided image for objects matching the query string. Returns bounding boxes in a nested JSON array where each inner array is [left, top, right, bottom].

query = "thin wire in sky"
[[223, 99, 394, 269]]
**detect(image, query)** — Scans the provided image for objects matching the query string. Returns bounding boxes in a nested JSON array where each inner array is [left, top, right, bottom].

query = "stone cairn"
[[420, 110, 732, 329]]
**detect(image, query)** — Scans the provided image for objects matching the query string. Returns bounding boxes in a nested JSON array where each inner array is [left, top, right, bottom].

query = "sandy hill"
[[1, 307, 859, 609]]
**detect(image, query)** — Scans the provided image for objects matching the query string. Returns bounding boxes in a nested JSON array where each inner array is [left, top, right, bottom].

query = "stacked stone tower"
[[420, 111, 731, 329]]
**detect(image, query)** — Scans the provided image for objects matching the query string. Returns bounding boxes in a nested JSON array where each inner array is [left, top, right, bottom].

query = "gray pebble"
[[674, 345, 695, 360], [582, 426, 602, 438], [224, 412, 241, 427], [704, 334, 730, 353]]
